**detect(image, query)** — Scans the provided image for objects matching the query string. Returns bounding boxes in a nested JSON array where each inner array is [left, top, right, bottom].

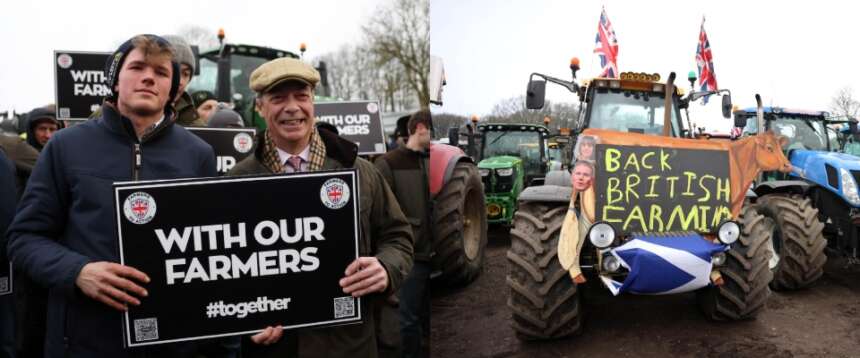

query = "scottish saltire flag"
[[600, 234, 727, 296], [594, 7, 619, 78], [696, 17, 718, 104]]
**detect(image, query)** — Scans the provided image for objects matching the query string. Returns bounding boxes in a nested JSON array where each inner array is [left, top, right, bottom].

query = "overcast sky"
[[0, 0, 386, 114], [431, 0, 860, 132]]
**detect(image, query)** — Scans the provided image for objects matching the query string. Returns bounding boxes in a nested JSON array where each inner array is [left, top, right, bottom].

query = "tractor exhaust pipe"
[[755, 94, 764, 132], [663, 72, 676, 137]]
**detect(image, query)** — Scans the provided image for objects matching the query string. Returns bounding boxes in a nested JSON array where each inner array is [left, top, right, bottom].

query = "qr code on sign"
[[134, 318, 159, 342], [59, 108, 70, 118], [333, 296, 355, 319]]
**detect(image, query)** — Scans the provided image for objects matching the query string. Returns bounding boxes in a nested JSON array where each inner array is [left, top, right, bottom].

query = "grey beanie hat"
[[161, 34, 196, 75], [207, 107, 245, 128]]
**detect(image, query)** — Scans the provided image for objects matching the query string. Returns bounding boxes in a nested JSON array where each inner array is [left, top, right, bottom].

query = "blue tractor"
[[735, 107, 860, 289]]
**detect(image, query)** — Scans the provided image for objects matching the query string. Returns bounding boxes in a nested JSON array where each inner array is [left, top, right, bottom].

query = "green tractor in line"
[[447, 120, 554, 226], [477, 123, 551, 225]]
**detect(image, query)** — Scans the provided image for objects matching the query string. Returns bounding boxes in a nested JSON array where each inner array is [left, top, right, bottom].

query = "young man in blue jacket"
[[6, 34, 216, 358]]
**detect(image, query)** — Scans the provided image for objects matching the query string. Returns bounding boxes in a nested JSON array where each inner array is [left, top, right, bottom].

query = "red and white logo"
[[123, 192, 157, 225], [366, 102, 378, 114], [57, 54, 73, 69], [320, 178, 350, 210], [233, 132, 253, 154]]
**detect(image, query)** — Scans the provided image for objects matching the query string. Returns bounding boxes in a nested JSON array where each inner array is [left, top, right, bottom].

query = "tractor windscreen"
[[187, 54, 268, 121], [187, 57, 217, 94], [483, 130, 544, 175], [588, 90, 679, 136], [186, 55, 267, 103], [227, 54, 269, 108], [770, 116, 828, 151]]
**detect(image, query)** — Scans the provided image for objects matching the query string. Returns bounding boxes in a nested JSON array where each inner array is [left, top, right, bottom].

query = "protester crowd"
[[1, 33, 433, 358]]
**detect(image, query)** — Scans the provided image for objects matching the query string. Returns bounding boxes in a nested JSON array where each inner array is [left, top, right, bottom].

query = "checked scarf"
[[260, 126, 327, 173]]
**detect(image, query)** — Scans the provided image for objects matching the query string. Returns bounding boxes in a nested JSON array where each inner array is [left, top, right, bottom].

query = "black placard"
[[594, 144, 731, 233], [54, 51, 111, 121], [115, 170, 361, 347], [0, 250, 11, 296], [187, 128, 257, 175], [314, 101, 386, 155]]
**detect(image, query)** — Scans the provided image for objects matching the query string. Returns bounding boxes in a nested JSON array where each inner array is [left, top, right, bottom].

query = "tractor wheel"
[[754, 193, 827, 290], [507, 201, 582, 340], [431, 161, 488, 286], [698, 205, 772, 321]]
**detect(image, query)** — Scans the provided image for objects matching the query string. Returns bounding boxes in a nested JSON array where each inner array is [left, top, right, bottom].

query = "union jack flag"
[[594, 7, 619, 78], [730, 126, 743, 139], [696, 18, 718, 104]]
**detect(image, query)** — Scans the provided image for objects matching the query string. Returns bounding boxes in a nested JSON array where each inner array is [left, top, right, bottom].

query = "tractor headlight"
[[497, 168, 514, 176], [479, 168, 490, 177], [602, 254, 622, 273], [839, 168, 860, 206], [716, 220, 740, 245], [588, 222, 616, 249], [712, 252, 727, 266]]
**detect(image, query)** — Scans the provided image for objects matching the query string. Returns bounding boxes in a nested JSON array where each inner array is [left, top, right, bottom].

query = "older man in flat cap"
[[228, 57, 413, 358]]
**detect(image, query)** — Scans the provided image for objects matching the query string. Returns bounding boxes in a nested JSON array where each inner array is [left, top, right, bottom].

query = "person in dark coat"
[[1, 111, 46, 358], [192, 90, 218, 123], [0, 150, 18, 358], [6, 34, 216, 358], [374, 109, 434, 358], [0, 134, 38, 198], [24, 107, 62, 152]]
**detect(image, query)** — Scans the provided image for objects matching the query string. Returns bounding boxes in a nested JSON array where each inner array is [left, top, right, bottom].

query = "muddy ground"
[[431, 228, 860, 358]]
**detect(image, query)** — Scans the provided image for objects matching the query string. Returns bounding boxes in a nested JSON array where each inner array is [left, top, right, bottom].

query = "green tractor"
[[187, 32, 330, 130], [476, 123, 550, 225]]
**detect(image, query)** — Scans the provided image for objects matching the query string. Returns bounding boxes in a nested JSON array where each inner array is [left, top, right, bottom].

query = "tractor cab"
[[527, 58, 733, 141], [579, 73, 686, 137], [734, 107, 831, 152]]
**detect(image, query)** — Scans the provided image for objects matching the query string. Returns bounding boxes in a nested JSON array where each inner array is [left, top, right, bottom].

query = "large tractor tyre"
[[431, 162, 488, 286], [754, 193, 827, 290], [698, 205, 772, 321], [507, 202, 582, 340]]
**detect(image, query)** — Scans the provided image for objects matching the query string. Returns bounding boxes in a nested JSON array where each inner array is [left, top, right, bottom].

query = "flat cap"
[[250, 57, 320, 93]]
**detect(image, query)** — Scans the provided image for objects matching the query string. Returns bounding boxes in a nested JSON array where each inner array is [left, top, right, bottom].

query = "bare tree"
[[363, 0, 430, 108], [176, 25, 220, 51], [486, 95, 580, 129], [316, 45, 358, 100], [431, 113, 468, 139], [315, 43, 417, 113], [830, 86, 860, 120]]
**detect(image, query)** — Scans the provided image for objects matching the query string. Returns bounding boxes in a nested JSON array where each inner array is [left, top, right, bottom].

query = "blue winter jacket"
[[6, 103, 216, 357]]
